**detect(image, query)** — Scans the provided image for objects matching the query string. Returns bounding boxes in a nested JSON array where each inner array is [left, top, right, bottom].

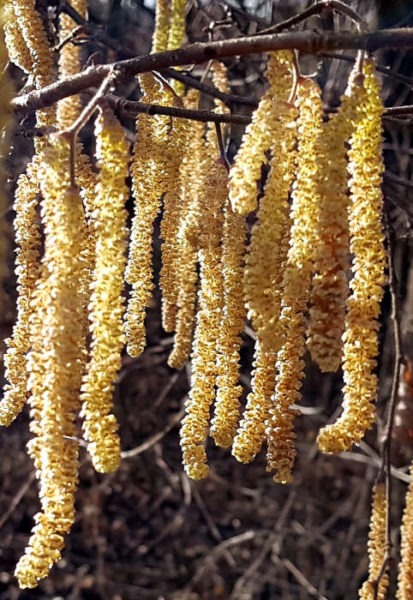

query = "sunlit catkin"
[[228, 51, 294, 215], [397, 463, 413, 599], [125, 74, 169, 356], [307, 65, 360, 373], [359, 484, 389, 600], [317, 59, 386, 454], [1, 161, 41, 426], [266, 78, 323, 483], [57, 0, 87, 128], [180, 158, 226, 480], [16, 138, 87, 588], [3, 2, 33, 74], [80, 107, 129, 474]]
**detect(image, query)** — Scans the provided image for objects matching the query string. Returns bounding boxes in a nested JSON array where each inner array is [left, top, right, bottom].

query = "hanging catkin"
[[266, 77, 323, 484], [15, 137, 87, 588], [232, 52, 297, 464], [152, 0, 171, 53], [180, 155, 226, 479], [317, 59, 386, 454], [397, 463, 413, 599], [359, 484, 389, 600], [307, 63, 360, 373], [80, 106, 129, 474], [228, 51, 295, 216]]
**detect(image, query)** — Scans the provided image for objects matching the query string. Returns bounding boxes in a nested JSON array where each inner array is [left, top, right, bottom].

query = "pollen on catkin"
[[180, 158, 226, 480], [3, 2, 33, 74], [397, 462, 413, 599], [80, 106, 129, 474], [359, 484, 389, 600], [152, 0, 171, 53], [167, 0, 186, 50], [317, 59, 386, 454], [125, 73, 170, 356], [307, 64, 360, 373], [228, 51, 294, 215], [266, 77, 323, 484], [16, 137, 87, 588]]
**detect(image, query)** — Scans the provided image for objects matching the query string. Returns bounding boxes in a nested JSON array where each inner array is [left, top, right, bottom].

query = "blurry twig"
[[0, 471, 36, 530]]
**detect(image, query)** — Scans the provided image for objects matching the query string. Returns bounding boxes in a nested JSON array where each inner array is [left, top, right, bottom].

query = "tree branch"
[[11, 28, 413, 115]]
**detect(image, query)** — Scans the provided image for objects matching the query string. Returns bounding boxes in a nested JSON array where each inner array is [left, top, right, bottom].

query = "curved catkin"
[[210, 198, 246, 448], [228, 51, 294, 215], [307, 66, 361, 373], [359, 484, 389, 600], [266, 78, 323, 484], [397, 463, 413, 599], [180, 159, 226, 480], [1, 161, 41, 426], [16, 138, 87, 589], [80, 107, 129, 473], [57, 0, 87, 128], [125, 74, 169, 356], [317, 59, 386, 454]]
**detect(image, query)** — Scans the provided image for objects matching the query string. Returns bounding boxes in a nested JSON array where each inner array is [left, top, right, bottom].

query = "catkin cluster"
[[0, 0, 391, 590]]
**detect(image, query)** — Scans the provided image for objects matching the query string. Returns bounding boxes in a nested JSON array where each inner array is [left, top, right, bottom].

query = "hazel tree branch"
[[11, 28, 413, 115]]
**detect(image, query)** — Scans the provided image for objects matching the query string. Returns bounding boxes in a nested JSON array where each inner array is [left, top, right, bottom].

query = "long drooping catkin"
[[80, 107, 129, 474], [16, 138, 87, 588], [397, 463, 413, 599], [359, 484, 389, 600], [307, 64, 360, 373], [266, 77, 323, 484], [317, 59, 386, 454]]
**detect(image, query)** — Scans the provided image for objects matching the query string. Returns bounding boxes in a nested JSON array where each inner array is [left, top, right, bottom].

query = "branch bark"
[[12, 28, 413, 115]]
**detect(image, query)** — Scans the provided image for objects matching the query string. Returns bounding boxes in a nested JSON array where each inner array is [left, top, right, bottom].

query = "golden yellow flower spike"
[[359, 484, 389, 600], [57, 0, 87, 128], [180, 158, 226, 480], [125, 73, 170, 356], [80, 106, 129, 474], [16, 137, 87, 588], [266, 77, 323, 484], [397, 463, 413, 599], [1, 161, 41, 426], [152, 0, 171, 53], [317, 59, 386, 454], [12, 0, 55, 126], [307, 65, 360, 373], [228, 51, 294, 216], [168, 91, 204, 369], [3, 2, 33, 74], [167, 0, 186, 50], [232, 55, 297, 464], [210, 197, 246, 448]]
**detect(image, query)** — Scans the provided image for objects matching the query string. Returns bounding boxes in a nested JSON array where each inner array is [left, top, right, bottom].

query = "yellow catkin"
[[3, 1, 33, 74], [307, 66, 361, 373], [317, 59, 386, 454], [57, 0, 87, 128], [180, 158, 226, 480], [397, 463, 413, 599], [167, 90, 204, 369], [0, 161, 41, 426], [125, 74, 170, 356], [167, 0, 186, 50], [152, 0, 171, 53], [12, 0, 55, 126], [266, 78, 323, 484], [16, 138, 87, 588], [232, 55, 297, 464], [359, 484, 389, 600], [159, 108, 190, 332], [228, 51, 294, 215], [80, 107, 129, 474], [210, 197, 246, 448]]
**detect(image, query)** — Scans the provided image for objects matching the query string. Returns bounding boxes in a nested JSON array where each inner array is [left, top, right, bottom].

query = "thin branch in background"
[[371, 207, 404, 598]]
